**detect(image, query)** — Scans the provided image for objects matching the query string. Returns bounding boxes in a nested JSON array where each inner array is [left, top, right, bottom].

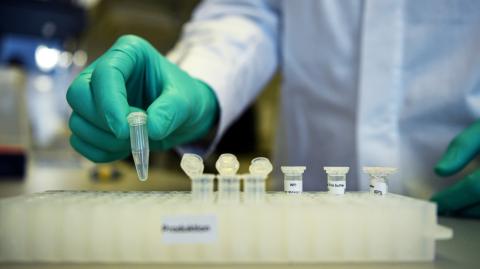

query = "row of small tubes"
[[181, 154, 271, 202], [284, 166, 397, 196], [181, 153, 397, 201]]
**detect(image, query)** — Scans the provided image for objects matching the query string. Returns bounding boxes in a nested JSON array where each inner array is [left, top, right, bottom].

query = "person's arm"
[[168, 0, 280, 154], [66, 0, 280, 162]]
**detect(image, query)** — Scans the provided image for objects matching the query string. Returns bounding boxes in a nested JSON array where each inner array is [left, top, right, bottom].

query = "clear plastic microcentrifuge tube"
[[281, 166, 306, 194], [127, 112, 149, 181], [324, 167, 349, 195], [363, 167, 397, 196], [180, 153, 214, 201], [244, 157, 273, 201], [216, 153, 240, 202], [191, 174, 215, 201]]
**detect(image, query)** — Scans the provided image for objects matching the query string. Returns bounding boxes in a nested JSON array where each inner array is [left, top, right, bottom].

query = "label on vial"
[[284, 180, 302, 194], [161, 215, 217, 244], [370, 180, 387, 196], [327, 180, 346, 195]]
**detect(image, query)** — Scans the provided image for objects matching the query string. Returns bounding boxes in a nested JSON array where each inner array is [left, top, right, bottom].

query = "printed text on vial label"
[[328, 180, 346, 195], [370, 181, 387, 196], [285, 180, 302, 193]]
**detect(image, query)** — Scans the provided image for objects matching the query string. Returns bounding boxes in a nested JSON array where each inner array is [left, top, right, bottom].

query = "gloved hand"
[[66, 35, 218, 162], [432, 120, 480, 218]]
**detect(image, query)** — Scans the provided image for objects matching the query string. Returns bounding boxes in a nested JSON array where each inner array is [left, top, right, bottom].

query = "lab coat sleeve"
[[167, 0, 280, 156]]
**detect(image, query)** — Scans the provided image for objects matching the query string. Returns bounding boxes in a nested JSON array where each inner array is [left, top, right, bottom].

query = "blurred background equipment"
[[0, 0, 280, 197], [0, 1, 88, 170], [0, 67, 28, 179], [0, 0, 87, 181]]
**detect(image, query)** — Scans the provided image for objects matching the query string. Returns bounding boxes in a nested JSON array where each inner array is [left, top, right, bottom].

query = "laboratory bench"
[[0, 160, 479, 269]]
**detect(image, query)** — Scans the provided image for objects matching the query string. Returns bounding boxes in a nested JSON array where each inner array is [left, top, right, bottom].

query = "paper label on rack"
[[161, 215, 217, 244], [370, 180, 387, 196], [328, 180, 346, 195], [284, 180, 302, 193]]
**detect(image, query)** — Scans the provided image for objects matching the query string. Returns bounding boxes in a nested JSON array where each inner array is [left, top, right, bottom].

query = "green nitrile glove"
[[432, 120, 480, 217], [66, 35, 218, 162]]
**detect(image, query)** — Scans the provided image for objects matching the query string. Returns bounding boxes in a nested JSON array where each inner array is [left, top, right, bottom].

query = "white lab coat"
[[168, 0, 480, 198]]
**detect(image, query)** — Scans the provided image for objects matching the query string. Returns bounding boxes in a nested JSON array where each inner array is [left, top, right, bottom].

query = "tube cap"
[[249, 157, 273, 176], [324, 166, 350, 175], [127, 112, 147, 126], [216, 153, 239, 175], [281, 166, 306, 175], [363, 167, 397, 177], [181, 153, 204, 178]]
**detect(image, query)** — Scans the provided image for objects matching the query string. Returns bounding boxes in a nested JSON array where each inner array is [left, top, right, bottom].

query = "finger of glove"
[[435, 121, 480, 176], [69, 112, 130, 153], [91, 49, 137, 139], [66, 65, 112, 133], [70, 135, 129, 163], [457, 203, 480, 218], [146, 87, 190, 140], [149, 140, 169, 151], [155, 127, 208, 151], [431, 169, 480, 215]]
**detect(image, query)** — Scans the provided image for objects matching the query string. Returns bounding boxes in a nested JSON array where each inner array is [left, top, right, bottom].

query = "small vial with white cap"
[[216, 153, 240, 202], [363, 167, 397, 196], [181, 153, 214, 201], [127, 112, 149, 181], [281, 166, 306, 194], [324, 167, 349, 195], [244, 157, 273, 201]]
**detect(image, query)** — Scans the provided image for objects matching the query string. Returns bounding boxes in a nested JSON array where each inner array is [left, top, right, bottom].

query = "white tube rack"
[[0, 191, 451, 263]]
